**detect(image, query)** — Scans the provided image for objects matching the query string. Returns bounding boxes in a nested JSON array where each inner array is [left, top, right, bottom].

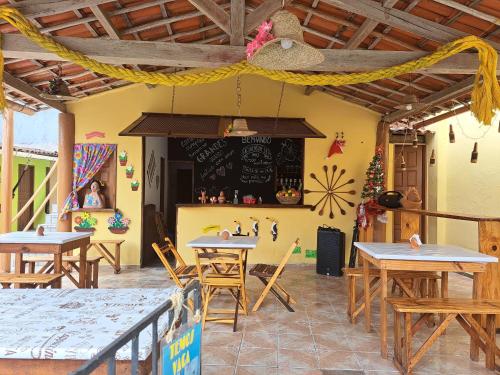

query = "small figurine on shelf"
[[198, 189, 207, 204], [218, 191, 226, 204], [119, 151, 128, 166], [233, 190, 239, 204], [210, 196, 217, 204], [131, 179, 140, 191], [83, 180, 105, 209]]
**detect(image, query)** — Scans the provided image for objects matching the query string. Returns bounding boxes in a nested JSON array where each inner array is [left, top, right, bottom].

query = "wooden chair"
[[194, 250, 246, 331], [152, 237, 199, 288], [249, 239, 299, 313], [344, 267, 441, 324], [389, 298, 500, 374], [154, 212, 168, 244]]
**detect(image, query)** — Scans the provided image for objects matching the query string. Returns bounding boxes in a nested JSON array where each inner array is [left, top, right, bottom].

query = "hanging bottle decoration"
[[471, 142, 478, 163], [430, 149, 436, 165], [498, 119, 500, 133], [412, 129, 418, 148], [400, 155, 407, 171], [449, 124, 455, 143], [326, 132, 346, 158]]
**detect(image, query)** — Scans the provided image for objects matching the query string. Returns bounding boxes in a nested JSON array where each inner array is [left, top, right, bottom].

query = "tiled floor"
[[92, 265, 496, 375]]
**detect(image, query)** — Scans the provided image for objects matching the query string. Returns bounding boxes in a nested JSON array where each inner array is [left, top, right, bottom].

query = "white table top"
[[0, 288, 178, 361], [187, 235, 258, 249], [0, 231, 91, 244], [354, 242, 498, 263]]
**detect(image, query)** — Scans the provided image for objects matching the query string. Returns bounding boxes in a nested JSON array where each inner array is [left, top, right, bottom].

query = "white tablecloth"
[[0, 288, 178, 361]]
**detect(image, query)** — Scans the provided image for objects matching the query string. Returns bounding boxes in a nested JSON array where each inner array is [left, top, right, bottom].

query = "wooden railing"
[[11, 159, 58, 231]]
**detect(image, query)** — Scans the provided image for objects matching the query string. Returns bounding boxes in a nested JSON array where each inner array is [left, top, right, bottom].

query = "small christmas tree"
[[361, 146, 385, 201]]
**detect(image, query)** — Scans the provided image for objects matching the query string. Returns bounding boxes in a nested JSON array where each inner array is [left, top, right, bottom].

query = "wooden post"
[[374, 120, 389, 242], [57, 113, 75, 232], [477, 221, 500, 324], [0, 109, 14, 272]]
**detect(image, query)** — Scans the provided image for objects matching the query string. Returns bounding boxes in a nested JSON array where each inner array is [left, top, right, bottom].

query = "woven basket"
[[277, 195, 301, 205]]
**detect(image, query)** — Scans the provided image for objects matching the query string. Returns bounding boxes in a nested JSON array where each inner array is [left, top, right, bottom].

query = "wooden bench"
[[344, 267, 441, 323], [0, 273, 63, 289], [87, 239, 124, 274], [22, 255, 103, 288], [389, 298, 500, 374]]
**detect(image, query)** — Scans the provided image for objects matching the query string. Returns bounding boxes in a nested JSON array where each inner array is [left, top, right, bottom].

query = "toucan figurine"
[[266, 217, 278, 241], [250, 217, 259, 237], [234, 220, 242, 236]]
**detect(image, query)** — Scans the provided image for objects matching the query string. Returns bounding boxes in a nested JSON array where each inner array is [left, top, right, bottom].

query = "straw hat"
[[248, 10, 324, 70]]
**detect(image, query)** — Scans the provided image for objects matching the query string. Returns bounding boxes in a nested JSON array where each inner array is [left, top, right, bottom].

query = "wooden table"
[[86, 239, 124, 273], [0, 232, 91, 288], [187, 235, 258, 310], [0, 288, 177, 375], [354, 242, 498, 359]]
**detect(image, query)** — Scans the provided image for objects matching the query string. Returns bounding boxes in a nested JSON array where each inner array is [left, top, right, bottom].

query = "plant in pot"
[[119, 151, 128, 166], [131, 179, 140, 191], [107, 210, 130, 234], [125, 165, 134, 178], [74, 212, 97, 232]]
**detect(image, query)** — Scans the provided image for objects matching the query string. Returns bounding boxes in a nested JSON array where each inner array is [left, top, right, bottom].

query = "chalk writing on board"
[[276, 138, 300, 165]]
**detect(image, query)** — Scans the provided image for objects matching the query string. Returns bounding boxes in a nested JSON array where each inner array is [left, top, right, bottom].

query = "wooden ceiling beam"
[[344, 0, 398, 49], [3, 34, 492, 74], [383, 76, 475, 123], [244, 0, 292, 35], [230, 0, 245, 45], [187, 0, 231, 34], [90, 5, 121, 39], [8, 0, 114, 19], [413, 104, 470, 128], [322, 0, 500, 49], [3, 71, 66, 112], [432, 0, 500, 26]]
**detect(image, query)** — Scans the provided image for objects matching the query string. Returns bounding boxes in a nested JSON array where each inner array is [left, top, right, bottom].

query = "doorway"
[[393, 145, 426, 241], [17, 164, 35, 230], [167, 161, 194, 243]]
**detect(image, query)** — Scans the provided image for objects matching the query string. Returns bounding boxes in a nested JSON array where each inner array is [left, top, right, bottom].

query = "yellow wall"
[[68, 76, 380, 265], [426, 111, 500, 250]]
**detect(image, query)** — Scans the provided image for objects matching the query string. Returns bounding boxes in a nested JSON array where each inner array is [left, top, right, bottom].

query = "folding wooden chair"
[[154, 212, 167, 244], [194, 250, 246, 331], [152, 237, 200, 288], [250, 239, 299, 313]]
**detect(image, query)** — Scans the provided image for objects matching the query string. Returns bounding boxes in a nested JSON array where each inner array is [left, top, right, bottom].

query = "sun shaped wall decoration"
[[304, 165, 356, 218]]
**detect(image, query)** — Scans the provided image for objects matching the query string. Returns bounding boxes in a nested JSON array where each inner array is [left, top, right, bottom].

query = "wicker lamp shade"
[[248, 11, 324, 70]]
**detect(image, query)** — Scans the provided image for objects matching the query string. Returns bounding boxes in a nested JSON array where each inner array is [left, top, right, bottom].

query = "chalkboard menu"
[[168, 137, 304, 203]]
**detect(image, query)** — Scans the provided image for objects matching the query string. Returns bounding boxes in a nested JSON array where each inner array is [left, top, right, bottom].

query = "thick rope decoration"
[[0, 6, 499, 124]]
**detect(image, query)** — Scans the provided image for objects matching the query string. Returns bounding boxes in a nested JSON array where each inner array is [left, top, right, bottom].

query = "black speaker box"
[[316, 226, 345, 277]]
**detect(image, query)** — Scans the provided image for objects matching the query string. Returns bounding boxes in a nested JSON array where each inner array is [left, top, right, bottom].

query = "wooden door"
[[160, 157, 165, 215], [393, 145, 425, 241], [17, 164, 35, 230], [167, 161, 194, 243]]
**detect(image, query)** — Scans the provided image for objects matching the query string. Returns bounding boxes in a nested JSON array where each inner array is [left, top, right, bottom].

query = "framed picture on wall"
[[147, 150, 156, 187]]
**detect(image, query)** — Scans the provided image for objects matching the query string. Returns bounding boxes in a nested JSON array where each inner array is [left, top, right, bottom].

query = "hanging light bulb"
[[430, 149, 436, 165], [471, 142, 478, 163], [449, 124, 455, 143], [412, 129, 418, 148], [280, 39, 294, 49], [400, 155, 407, 171]]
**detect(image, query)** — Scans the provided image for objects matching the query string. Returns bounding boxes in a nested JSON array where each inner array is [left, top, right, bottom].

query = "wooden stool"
[[389, 298, 500, 374], [0, 273, 63, 289], [22, 255, 103, 288], [345, 267, 440, 324]]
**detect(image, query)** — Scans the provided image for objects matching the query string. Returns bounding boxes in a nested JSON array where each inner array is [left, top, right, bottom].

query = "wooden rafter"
[[383, 76, 475, 123], [244, 0, 292, 35], [344, 0, 398, 49], [3, 71, 66, 112], [2, 34, 493, 74], [323, 0, 500, 50], [8, 0, 114, 19], [230, 0, 245, 45], [187, 0, 231, 34], [432, 0, 500, 26], [90, 5, 120, 39]]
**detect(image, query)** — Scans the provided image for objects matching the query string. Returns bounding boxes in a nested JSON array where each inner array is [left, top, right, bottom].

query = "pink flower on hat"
[[246, 21, 274, 59]]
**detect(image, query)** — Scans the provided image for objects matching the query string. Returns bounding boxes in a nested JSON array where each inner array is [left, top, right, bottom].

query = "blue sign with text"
[[161, 322, 201, 375]]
